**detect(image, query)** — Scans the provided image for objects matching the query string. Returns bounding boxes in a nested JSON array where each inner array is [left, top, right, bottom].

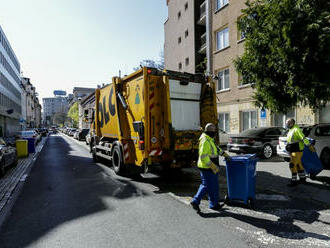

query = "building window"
[[185, 57, 189, 66], [178, 11, 181, 19], [178, 37, 182, 44], [217, 68, 230, 91], [185, 2, 188, 10], [274, 109, 295, 128], [185, 29, 189, 38], [178, 62, 182, 70], [237, 17, 246, 41], [238, 74, 250, 86], [216, 0, 229, 11], [216, 27, 229, 50], [242, 110, 257, 131], [219, 113, 230, 132]]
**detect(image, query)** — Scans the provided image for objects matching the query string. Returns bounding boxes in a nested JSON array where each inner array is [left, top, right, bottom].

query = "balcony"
[[198, 1, 206, 26], [199, 33, 207, 54]]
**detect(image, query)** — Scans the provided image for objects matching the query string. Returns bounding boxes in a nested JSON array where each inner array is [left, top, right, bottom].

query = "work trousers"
[[289, 151, 306, 181], [192, 169, 219, 208]]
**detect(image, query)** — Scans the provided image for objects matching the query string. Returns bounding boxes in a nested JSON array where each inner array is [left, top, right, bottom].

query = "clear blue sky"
[[0, 0, 168, 100]]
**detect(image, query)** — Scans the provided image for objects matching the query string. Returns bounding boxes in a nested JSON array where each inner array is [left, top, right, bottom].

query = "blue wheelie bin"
[[225, 154, 258, 207], [25, 138, 36, 153], [302, 146, 323, 179]]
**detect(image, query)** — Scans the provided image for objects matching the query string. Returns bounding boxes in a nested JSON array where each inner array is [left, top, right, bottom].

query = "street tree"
[[52, 112, 67, 127], [235, 0, 330, 113], [67, 102, 79, 128]]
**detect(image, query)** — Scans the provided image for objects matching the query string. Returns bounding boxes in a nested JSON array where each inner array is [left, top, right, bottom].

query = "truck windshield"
[[169, 79, 201, 131]]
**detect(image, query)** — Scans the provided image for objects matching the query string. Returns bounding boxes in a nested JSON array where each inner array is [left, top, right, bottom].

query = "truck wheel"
[[112, 146, 125, 175]]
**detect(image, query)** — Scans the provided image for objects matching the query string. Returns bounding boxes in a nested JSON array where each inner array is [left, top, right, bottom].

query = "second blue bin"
[[225, 154, 258, 207]]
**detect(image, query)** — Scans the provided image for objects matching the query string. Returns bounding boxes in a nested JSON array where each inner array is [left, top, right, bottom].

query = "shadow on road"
[[0, 135, 149, 248], [197, 209, 330, 241], [138, 163, 330, 242]]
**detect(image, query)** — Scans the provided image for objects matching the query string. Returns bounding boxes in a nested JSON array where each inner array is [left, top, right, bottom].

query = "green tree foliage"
[[67, 102, 79, 128], [52, 112, 67, 127], [235, 0, 330, 113]]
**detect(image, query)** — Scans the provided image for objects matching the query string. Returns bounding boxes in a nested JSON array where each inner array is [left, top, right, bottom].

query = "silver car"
[[277, 124, 330, 169]]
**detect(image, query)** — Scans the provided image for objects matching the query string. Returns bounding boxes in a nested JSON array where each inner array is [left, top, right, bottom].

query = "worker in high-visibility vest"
[[190, 123, 231, 212], [286, 118, 315, 187]]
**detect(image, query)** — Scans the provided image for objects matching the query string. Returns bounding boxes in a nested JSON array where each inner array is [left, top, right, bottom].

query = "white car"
[[277, 124, 330, 169]]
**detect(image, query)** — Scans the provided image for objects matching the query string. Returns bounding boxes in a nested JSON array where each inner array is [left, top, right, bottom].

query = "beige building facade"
[[211, 0, 328, 134], [164, 0, 207, 73]]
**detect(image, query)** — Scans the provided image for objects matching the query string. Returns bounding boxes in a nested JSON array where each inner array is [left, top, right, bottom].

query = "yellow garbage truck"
[[90, 67, 218, 175]]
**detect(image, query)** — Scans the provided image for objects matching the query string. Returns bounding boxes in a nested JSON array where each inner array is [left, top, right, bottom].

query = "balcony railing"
[[199, 33, 207, 54], [198, 1, 206, 25]]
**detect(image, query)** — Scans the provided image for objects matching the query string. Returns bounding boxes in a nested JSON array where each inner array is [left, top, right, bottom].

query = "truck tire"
[[112, 145, 125, 175]]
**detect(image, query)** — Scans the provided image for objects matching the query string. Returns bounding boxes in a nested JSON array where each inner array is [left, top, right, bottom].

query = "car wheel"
[[320, 147, 330, 169], [112, 145, 125, 175], [262, 144, 273, 159]]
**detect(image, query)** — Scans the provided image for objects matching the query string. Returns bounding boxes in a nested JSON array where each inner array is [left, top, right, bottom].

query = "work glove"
[[309, 145, 316, 153], [223, 153, 232, 162], [210, 163, 220, 174], [225, 156, 232, 162]]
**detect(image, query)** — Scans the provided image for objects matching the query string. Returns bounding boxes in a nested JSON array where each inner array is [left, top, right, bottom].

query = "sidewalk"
[[0, 137, 47, 228]]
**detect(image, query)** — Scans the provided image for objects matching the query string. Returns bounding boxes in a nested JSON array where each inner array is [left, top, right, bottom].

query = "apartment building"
[[212, 0, 328, 133], [0, 25, 22, 136], [21, 77, 42, 128], [164, 0, 207, 73]]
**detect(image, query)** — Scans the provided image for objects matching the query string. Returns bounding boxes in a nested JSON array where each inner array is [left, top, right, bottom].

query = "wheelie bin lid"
[[229, 154, 258, 162]]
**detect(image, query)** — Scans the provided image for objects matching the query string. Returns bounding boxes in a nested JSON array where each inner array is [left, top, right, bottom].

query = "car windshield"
[[315, 125, 330, 136]]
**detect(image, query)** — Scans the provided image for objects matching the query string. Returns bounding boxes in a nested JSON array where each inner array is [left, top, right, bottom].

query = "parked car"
[[277, 124, 330, 169], [73, 131, 79, 139], [33, 129, 42, 143], [0, 137, 18, 178], [227, 127, 286, 159], [76, 129, 89, 141], [37, 128, 48, 137], [15, 131, 39, 145], [68, 128, 77, 137]]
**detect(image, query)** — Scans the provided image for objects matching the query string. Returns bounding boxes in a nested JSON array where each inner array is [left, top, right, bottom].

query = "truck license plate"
[[231, 147, 240, 151]]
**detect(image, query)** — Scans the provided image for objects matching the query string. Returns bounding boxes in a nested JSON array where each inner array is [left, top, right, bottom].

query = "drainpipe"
[[205, 0, 213, 75]]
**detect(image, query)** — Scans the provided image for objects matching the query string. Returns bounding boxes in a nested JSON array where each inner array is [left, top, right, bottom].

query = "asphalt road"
[[0, 134, 329, 248]]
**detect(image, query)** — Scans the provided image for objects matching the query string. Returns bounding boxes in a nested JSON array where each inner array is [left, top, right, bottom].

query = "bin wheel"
[[310, 173, 316, 180], [247, 198, 254, 209], [224, 195, 230, 205]]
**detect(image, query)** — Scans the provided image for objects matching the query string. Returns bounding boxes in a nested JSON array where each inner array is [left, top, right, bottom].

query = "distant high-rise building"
[[0, 25, 22, 136], [42, 92, 69, 126]]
